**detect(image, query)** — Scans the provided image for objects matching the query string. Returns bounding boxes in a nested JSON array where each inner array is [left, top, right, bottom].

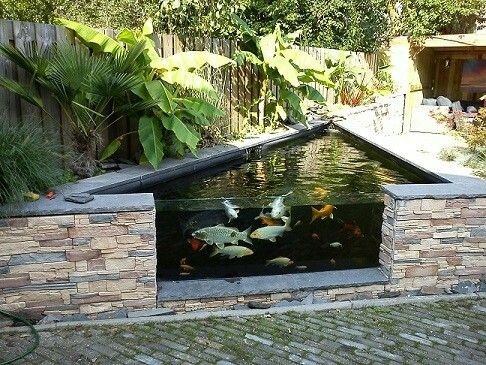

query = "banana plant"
[[232, 15, 334, 127], [58, 18, 233, 169]]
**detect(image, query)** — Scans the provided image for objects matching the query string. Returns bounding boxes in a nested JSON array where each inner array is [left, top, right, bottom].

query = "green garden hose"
[[0, 309, 39, 365]]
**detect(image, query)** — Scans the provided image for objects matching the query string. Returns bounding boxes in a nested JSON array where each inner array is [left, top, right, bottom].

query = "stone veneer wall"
[[381, 195, 486, 295], [0, 210, 156, 320]]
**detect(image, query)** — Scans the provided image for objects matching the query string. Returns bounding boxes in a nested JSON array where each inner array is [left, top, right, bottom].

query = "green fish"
[[192, 225, 252, 248], [266, 257, 294, 267], [210, 245, 254, 259], [250, 216, 292, 242]]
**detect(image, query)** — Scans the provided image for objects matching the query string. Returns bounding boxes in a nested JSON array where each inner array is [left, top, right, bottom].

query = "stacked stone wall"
[[381, 195, 486, 295], [0, 210, 156, 320]]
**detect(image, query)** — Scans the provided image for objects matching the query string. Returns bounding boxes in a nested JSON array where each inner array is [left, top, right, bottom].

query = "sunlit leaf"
[[153, 51, 234, 71], [144, 80, 175, 113], [160, 70, 216, 95], [56, 18, 122, 53], [269, 55, 300, 87], [281, 49, 324, 72]]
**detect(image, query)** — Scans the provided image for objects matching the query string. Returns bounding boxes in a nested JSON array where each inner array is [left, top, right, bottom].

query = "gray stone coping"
[[0, 121, 328, 218], [335, 122, 486, 200], [157, 267, 388, 301], [0, 193, 155, 218]]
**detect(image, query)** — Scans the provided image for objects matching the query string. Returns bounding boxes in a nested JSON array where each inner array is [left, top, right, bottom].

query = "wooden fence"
[[0, 19, 379, 157]]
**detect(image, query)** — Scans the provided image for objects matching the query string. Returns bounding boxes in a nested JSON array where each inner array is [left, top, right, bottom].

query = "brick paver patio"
[[1, 298, 485, 364]]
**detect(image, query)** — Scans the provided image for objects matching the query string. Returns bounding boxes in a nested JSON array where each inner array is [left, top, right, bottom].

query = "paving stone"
[[1, 298, 485, 365]]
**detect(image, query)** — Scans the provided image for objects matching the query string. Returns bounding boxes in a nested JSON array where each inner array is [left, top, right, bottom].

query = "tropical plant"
[[0, 120, 65, 204], [0, 41, 150, 177], [233, 16, 333, 128], [324, 52, 375, 106], [58, 18, 234, 169]]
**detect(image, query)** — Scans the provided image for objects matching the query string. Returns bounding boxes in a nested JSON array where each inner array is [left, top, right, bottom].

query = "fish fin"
[[283, 190, 293, 197], [330, 213, 334, 219], [269, 237, 277, 242], [242, 227, 253, 245], [215, 242, 225, 249], [209, 248, 220, 257], [310, 207, 319, 223]]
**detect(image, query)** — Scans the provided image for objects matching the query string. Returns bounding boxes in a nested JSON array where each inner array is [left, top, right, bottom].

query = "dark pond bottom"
[[156, 202, 383, 280]]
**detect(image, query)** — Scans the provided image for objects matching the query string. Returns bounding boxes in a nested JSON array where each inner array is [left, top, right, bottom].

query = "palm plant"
[[0, 41, 148, 177], [58, 18, 234, 169]]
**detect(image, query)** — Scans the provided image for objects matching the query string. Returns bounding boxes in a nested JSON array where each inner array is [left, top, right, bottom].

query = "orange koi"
[[311, 204, 336, 223]]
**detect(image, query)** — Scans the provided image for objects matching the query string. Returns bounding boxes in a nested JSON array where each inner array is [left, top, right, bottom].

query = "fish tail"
[[311, 207, 319, 223], [209, 247, 220, 257], [242, 227, 253, 245], [282, 216, 292, 231], [284, 190, 293, 197]]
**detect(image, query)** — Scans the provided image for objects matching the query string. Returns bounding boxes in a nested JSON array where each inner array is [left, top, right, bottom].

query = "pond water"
[[141, 129, 430, 280]]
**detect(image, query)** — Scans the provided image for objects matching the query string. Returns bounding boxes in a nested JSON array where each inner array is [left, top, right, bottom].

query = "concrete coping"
[[157, 267, 388, 301], [0, 120, 329, 218]]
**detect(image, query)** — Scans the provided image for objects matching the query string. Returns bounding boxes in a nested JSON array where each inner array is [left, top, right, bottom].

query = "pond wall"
[[382, 195, 485, 295], [0, 204, 156, 321]]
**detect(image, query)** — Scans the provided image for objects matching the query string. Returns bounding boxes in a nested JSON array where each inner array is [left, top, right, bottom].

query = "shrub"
[[0, 121, 65, 204]]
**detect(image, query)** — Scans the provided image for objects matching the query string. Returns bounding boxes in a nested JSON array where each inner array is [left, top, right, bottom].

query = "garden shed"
[[390, 34, 486, 132]]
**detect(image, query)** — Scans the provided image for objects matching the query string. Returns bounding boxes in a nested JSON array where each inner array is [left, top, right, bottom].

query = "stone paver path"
[[1, 298, 485, 364]]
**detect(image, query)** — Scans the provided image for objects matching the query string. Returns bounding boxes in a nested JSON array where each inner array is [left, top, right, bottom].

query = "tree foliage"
[[397, 0, 486, 41]]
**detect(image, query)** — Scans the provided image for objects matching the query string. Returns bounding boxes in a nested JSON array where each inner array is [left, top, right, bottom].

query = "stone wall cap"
[[0, 193, 155, 218], [158, 267, 388, 301]]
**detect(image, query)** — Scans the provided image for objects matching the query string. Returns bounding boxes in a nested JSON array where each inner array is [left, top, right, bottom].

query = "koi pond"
[[140, 129, 433, 280]]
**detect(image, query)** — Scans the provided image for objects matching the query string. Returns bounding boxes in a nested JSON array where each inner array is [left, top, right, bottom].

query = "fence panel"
[[0, 19, 379, 156]]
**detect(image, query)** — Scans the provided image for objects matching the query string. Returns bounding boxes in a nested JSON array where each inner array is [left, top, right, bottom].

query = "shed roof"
[[424, 34, 486, 50]]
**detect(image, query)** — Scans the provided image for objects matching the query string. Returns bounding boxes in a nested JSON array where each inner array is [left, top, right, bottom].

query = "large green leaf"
[[160, 70, 216, 95], [152, 51, 234, 71], [234, 51, 262, 66], [56, 18, 121, 54], [116, 29, 138, 45], [161, 114, 199, 155], [99, 136, 123, 161], [180, 97, 224, 118], [259, 33, 277, 62], [138, 115, 164, 169], [280, 49, 324, 72], [142, 18, 154, 36], [280, 88, 304, 119], [144, 80, 175, 113], [269, 55, 300, 87], [298, 85, 325, 103]]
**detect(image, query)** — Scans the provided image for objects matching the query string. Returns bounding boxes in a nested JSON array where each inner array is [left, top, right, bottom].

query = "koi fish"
[[210, 245, 254, 259], [250, 216, 292, 242], [342, 222, 363, 238], [311, 233, 320, 240], [329, 242, 342, 248], [268, 191, 292, 219], [179, 257, 195, 272], [330, 258, 336, 266], [313, 187, 330, 198], [187, 238, 205, 252], [193, 225, 252, 248], [222, 199, 239, 222], [266, 257, 294, 267], [296, 265, 308, 270], [311, 204, 336, 223], [255, 209, 282, 226]]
